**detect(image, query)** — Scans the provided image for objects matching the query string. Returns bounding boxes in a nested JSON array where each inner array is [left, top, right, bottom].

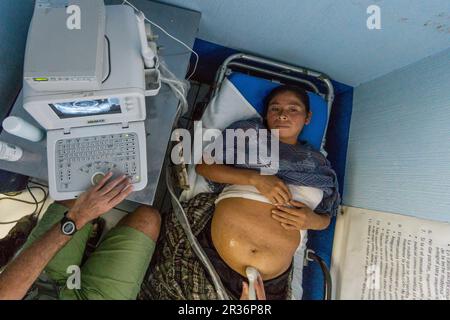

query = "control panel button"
[[91, 172, 105, 186]]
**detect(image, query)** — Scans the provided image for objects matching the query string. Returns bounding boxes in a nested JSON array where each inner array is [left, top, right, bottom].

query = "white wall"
[[155, 0, 450, 86], [344, 48, 450, 222]]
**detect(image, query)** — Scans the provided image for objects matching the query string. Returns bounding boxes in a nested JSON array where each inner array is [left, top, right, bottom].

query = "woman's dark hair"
[[263, 85, 310, 119]]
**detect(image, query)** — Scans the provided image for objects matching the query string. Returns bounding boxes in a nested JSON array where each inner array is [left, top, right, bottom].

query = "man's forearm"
[[0, 173, 133, 300], [0, 223, 71, 300]]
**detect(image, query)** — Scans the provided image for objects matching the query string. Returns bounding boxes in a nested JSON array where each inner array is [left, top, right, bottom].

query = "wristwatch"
[[60, 211, 78, 236]]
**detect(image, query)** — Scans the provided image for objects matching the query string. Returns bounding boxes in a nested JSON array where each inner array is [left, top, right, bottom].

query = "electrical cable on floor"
[[0, 183, 49, 267], [0, 184, 49, 225], [27, 180, 48, 189], [32, 184, 49, 220]]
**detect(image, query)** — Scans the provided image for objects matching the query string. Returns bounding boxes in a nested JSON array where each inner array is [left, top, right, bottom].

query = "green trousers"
[[23, 203, 156, 300]]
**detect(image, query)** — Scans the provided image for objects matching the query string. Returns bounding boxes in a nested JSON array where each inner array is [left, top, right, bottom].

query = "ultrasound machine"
[[22, 0, 161, 200]]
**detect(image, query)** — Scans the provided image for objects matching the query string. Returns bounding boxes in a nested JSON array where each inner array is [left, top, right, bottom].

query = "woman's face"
[[266, 91, 312, 144]]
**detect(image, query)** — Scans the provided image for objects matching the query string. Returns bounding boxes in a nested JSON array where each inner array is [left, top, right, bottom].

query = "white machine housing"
[[24, 0, 106, 92], [22, 5, 159, 200], [23, 5, 148, 132]]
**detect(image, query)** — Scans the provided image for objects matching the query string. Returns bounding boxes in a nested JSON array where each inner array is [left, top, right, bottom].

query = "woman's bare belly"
[[211, 198, 301, 280]]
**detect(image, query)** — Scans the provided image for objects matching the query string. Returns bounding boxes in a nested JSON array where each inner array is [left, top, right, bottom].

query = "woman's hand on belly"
[[248, 174, 293, 205], [211, 198, 300, 280], [271, 200, 331, 231]]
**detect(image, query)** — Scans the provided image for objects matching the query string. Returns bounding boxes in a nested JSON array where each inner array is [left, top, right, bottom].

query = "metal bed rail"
[[306, 249, 333, 300], [226, 62, 321, 94]]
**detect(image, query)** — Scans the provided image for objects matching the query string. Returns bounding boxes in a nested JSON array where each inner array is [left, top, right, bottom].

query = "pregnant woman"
[[144, 85, 340, 301], [195, 85, 340, 299]]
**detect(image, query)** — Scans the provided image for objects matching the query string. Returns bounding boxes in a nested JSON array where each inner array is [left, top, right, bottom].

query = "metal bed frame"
[[166, 53, 334, 300], [213, 53, 335, 153]]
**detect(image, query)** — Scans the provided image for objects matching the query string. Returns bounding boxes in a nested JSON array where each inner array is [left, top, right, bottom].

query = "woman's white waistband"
[[215, 184, 324, 210]]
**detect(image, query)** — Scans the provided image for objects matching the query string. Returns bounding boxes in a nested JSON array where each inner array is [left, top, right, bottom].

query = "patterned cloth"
[[138, 193, 293, 300], [205, 118, 341, 217], [139, 193, 219, 300]]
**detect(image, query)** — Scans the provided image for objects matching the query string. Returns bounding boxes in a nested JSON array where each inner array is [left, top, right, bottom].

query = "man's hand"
[[271, 200, 331, 231], [67, 172, 134, 229], [0, 173, 134, 300], [250, 174, 292, 205], [240, 275, 266, 300]]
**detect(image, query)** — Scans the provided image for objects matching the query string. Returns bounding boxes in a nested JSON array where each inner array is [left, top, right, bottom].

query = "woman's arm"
[[196, 163, 256, 186], [196, 163, 292, 205]]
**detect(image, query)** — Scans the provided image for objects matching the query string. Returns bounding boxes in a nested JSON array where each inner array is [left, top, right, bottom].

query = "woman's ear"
[[305, 111, 312, 125]]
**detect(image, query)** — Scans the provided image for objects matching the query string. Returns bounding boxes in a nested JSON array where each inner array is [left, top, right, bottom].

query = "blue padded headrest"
[[228, 72, 328, 150]]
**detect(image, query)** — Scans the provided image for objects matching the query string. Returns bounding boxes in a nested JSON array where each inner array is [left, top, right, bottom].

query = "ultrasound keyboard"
[[55, 132, 142, 192]]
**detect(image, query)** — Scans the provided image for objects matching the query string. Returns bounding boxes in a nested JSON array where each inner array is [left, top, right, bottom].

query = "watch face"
[[62, 221, 76, 235]]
